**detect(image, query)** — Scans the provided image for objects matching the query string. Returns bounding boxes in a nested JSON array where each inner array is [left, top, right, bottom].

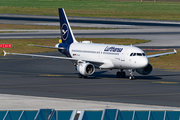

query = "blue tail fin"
[[59, 8, 78, 44]]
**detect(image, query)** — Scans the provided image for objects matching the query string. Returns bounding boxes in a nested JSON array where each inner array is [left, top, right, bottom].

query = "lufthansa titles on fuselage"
[[104, 46, 123, 52]]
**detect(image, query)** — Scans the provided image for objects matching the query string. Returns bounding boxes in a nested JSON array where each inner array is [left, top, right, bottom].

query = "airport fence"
[[0, 109, 180, 120]]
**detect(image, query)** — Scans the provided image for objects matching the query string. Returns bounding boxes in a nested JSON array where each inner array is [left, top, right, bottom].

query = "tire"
[[129, 76, 134, 80], [116, 72, 121, 78], [78, 74, 82, 78], [122, 72, 126, 78], [83, 76, 87, 78]]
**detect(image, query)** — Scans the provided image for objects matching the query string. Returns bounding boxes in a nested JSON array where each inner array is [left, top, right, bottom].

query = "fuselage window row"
[[72, 50, 119, 55]]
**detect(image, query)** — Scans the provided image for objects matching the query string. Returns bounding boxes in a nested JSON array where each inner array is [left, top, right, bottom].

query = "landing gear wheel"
[[78, 74, 83, 78], [83, 76, 87, 78], [116, 71, 122, 78], [116, 70, 126, 78], [129, 76, 135, 80], [78, 74, 87, 78], [122, 72, 126, 78]]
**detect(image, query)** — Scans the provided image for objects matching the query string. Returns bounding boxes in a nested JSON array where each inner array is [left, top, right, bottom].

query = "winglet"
[[28, 44, 33, 46], [3, 50, 6, 56], [174, 49, 177, 54]]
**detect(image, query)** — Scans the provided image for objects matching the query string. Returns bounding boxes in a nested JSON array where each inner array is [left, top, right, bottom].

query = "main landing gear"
[[78, 73, 87, 78], [116, 69, 135, 80], [116, 69, 126, 78]]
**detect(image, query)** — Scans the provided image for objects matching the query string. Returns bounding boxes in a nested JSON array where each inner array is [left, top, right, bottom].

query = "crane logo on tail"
[[61, 23, 69, 40]]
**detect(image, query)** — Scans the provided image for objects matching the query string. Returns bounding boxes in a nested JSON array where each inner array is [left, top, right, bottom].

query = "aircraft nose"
[[141, 57, 148, 68]]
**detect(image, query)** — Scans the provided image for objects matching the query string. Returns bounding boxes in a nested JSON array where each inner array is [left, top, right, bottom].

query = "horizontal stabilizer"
[[3, 50, 7, 56], [3, 51, 104, 65], [28, 44, 64, 49]]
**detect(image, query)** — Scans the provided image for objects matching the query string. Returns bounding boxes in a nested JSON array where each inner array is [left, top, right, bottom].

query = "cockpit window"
[[133, 53, 136, 56], [130, 53, 146, 57], [137, 53, 142, 56]]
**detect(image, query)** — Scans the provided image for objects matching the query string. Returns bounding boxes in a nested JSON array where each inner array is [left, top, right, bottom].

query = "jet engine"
[[77, 62, 95, 76], [136, 63, 153, 75]]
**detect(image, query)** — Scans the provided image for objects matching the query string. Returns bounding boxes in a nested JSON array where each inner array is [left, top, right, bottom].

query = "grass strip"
[[0, 38, 148, 56], [77, 38, 150, 45], [1, 1, 180, 21], [147, 50, 180, 70], [0, 24, 118, 30], [0, 24, 59, 29]]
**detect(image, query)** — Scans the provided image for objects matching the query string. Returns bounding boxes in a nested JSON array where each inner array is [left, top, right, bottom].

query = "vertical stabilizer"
[[59, 8, 78, 44]]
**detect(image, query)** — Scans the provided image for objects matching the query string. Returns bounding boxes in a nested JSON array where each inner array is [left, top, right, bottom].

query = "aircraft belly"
[[113, 60, 129, 69]]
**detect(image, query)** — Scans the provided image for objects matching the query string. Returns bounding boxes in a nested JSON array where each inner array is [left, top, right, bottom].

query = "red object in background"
[[0, 44, 3, 48], [3, 44, 12, 48]]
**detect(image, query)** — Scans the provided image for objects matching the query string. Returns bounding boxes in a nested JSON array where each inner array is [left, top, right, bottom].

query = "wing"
[[3, 50, 104, 64], [28, 44, 64, 49], [147, 49, 177, 58]]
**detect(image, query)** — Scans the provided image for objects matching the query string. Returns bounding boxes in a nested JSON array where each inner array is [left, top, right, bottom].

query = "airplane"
[[3, 8, 177, 80]]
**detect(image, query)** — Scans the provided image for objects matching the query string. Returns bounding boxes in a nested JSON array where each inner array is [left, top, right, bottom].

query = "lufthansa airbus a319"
[[3, 8, 177, 80]]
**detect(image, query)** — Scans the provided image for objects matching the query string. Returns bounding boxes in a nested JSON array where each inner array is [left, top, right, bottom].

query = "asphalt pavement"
[[1, 52, 180, 108], [0, 15, 180, 109]]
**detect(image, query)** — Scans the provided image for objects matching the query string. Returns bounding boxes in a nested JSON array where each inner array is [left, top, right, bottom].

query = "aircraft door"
[[121, 49, 127, 61], [98, 50, 101, 57]]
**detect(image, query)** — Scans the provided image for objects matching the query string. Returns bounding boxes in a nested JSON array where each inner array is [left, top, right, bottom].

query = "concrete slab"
[[0, 94, 179, 110]]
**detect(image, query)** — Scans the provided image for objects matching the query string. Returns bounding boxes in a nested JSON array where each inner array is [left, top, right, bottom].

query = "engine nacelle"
[[136, 63, 153, 75], [77, 62, 95, 76]]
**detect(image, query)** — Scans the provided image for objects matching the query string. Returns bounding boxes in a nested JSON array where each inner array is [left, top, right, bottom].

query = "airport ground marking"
[[1, 70, 179, 85], [0, 70, 40, 75], [39, 74, 73, 77], [152, 81, 179, 84]]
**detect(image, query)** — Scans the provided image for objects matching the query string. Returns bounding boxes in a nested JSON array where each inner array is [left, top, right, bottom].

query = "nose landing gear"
[[129, 69, 135, 80]]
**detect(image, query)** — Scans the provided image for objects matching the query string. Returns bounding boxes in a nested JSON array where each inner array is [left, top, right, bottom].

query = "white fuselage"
[[68, 42, 148, 70]]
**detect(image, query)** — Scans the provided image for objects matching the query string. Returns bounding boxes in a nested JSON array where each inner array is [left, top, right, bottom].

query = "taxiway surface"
[[1, 29, 180, 47], [1, 14, 180, 47], [0, 15, 180, 109], [1, 52, 180, 107]]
